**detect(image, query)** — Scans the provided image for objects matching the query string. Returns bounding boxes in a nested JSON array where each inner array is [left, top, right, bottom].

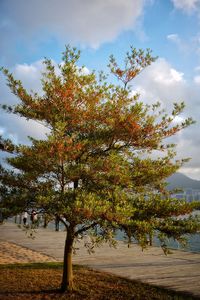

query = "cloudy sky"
[[0, 0, 200, 180]]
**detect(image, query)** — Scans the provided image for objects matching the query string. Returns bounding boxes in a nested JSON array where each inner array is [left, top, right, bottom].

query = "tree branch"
[[74, 222, 98, 237]]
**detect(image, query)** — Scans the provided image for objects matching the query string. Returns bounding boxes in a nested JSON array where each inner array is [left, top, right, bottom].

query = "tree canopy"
[[0, 46, 200, 291]]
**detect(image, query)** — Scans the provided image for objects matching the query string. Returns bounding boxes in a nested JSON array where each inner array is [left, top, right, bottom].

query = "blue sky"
[[0, 0, 200, 180]]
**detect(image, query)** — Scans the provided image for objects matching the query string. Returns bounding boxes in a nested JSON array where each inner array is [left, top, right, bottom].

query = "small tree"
[[0, 46, 200, 291]]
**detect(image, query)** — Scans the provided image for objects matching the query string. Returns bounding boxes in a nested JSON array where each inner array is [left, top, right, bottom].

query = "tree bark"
[[61, 227, 74, 292]]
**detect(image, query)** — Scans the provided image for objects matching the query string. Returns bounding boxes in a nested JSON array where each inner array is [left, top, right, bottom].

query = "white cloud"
[[167, 33, 200, 62], [0, 127, 5, 136], [133, 58, 185, 102], [0, 0, 145, 49], [167, 33, 180, 42], [14, 60, 44, 94], [180, 167, 200, 180], [80, 66, 90, 75], [194, 65, 200, 72], [167, 33, 190, 54], [0, 111, 49, 145], [0, 61, 50, 144], [172, 115, 185, 124], [154, 59, 184, 85], [131, 58, 200, 179], [194, 75, 200, 83], [171, 0, 200, 13], [154, 67, 184, 85], [15, 63, 41, 78]]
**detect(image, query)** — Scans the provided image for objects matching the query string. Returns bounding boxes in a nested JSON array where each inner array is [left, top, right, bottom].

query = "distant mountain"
[[167, 173, 200, 190]]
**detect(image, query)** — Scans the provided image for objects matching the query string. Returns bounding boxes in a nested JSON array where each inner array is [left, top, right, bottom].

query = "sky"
[[0, 0, 200, 180]]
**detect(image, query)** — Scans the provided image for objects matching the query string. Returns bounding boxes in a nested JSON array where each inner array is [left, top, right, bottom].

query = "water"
[[163, 233, 200, 253], [115, 229, 200, 253]]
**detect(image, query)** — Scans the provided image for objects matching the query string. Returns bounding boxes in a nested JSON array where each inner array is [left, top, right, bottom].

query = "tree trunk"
[[61, 228, 74, 292], [43, 214, 48, 228], [19, 214, 22, 224]]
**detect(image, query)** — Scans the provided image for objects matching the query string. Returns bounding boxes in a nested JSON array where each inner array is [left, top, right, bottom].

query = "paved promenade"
[[1, 222, 200, 298]]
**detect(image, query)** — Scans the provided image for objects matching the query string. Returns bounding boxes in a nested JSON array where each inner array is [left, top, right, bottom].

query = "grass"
[[0, 262, 199, 300]]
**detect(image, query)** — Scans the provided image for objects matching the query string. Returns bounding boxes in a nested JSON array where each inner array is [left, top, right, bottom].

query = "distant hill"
[[167, 173, 200, 190]]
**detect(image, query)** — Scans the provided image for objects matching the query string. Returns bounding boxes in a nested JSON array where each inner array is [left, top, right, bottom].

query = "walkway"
[[0, 222, 200, 298]]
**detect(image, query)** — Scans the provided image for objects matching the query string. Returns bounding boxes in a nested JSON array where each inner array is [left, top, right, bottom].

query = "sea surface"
[[115, 229, 200, 253], [116, 210, 200, 253]]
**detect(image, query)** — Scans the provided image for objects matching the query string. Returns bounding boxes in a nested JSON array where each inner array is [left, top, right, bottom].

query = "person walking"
[[31, 210, 38, 226], [22, 211, 28, 225], [55, 214, 60, 231]]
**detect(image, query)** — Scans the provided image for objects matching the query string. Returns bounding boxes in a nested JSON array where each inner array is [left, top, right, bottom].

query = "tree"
[[0, 46, 200, 291]]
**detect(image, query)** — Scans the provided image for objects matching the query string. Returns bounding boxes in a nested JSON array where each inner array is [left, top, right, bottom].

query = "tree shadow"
[[0, 288, 63, 296]]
